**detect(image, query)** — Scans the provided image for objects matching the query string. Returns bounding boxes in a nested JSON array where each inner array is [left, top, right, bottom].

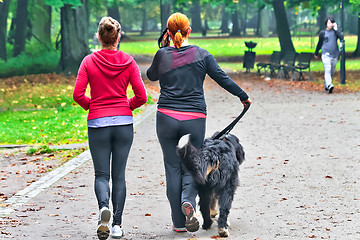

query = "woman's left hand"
[[241, 98, 252, 108]]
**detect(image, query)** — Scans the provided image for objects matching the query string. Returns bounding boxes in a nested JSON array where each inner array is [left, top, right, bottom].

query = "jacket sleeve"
[[128, 61, 148, 111], [315, 31, 324, 56], [73, 58, 91, 110], [146, 50, 162, 81], [335, 29, 344, 41], [205, 54, 248, 101]]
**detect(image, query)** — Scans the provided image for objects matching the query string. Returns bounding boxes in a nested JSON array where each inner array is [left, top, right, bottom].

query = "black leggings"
[[88, 125, 133, 226], [156, 111, 206, 228]]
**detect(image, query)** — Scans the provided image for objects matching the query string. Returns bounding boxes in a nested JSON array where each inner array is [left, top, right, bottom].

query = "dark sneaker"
[[328, 86, 334, 93], [181, 202, 199, 232], [97, 207, 111, 240]]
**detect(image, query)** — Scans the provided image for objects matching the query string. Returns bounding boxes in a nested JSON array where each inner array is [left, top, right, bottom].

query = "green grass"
[[0, 105, 89, 145], [0, 79, 154, 145], [27, 144, 55, 155], [219, 58, 360, 72], [120, 34, 358, 58]]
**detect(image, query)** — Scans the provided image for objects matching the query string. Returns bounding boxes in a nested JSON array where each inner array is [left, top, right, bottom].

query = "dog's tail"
[[176, 134, 206, 185]]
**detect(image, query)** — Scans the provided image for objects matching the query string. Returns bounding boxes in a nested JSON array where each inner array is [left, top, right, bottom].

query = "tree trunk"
[[317, 5, 326, 33], [160, 0, 171, 31], [32, 0, 51, 46], [190, 1, 202, 33], [107, 5, 120, 23], [353, 12, 360, 57], [242, 1, 247, 36], [140, 5, 147, 36], [0, 0, 11, 61], [256, 6, 264, 36], [272, 0, 295, 56], [220, 4, 229, 33], [57, 1, 90, 75], [259, 7, 270, 38], [13, 0, 29, 57], [230, 8, 241, 36]]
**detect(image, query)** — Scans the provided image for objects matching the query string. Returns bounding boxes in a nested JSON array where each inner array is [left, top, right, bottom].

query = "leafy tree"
[[271, 0, 296, 55], [0, 0, 11, 61], [31, 0, 52, 46], [350, 0, 360, 56], [160, 0, 171, 31], [106, 0, 120, 23], [219, 4, 229, 34], [44, 0, 90, 74], [190, 0, 202, 32], [13, 0, 29, 57]]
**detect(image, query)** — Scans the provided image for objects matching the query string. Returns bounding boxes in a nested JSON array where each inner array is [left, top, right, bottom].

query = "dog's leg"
[[198, 186, 213, 230], [217, 188, 235, 237], [209, 192, 218, 218]]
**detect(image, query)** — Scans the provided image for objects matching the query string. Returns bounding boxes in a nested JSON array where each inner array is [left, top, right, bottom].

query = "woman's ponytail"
[[167, 13, 190, 49], [173, 31, 184, 49]]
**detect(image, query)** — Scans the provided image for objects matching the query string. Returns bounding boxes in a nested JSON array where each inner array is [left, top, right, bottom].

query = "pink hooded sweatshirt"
[[73, 49, 148, 120]]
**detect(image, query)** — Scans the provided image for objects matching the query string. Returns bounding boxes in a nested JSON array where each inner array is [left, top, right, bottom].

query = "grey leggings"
[[88, 124, 133, 226], [156, 111, 206, 228]]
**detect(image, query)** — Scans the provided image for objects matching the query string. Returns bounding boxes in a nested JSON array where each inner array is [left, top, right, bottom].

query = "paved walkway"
[[1, 74, 360, 239]]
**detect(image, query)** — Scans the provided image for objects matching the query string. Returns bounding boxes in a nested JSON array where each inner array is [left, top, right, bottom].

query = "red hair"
[[167, 13, 190, 49]]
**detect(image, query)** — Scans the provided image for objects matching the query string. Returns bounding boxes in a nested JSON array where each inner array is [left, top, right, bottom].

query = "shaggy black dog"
[[176, 133, 245, 237]]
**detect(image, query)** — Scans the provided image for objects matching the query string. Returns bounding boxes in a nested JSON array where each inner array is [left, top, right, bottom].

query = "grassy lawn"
[[120, 33, 358, 58], [1, 35, 359, 145], [219, 58, 360, 72], [0, 75, 153, 145]]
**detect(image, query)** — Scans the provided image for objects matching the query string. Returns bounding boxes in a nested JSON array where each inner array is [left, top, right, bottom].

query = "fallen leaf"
[[145, 213, 151, 216]]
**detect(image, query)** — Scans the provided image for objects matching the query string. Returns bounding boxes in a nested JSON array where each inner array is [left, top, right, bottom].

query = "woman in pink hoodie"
[[73, 17, 147, 239]]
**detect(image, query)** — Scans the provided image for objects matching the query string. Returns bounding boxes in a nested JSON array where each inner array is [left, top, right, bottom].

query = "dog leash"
[[212, 102, 251, 140]]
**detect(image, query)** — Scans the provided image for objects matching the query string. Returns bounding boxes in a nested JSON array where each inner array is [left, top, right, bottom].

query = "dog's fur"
[[176, 133, 245, 237]]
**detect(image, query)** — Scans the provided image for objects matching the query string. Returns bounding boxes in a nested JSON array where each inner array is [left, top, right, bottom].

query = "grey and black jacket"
[[146, 45, 248, 114], [315, 29, 344, 58]]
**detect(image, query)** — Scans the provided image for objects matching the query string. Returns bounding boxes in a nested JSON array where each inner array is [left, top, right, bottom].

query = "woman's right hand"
[[241, 98, 252, 108]]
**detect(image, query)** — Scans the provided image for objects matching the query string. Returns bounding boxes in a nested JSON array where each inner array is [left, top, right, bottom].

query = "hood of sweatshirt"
[[91, 49, 133, 78]]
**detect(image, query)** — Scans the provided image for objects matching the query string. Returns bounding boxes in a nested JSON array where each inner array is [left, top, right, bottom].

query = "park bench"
[[275, 51, 298, 79], [256, 51, 281, 77], [217, 29, 230, 37], [290, 52, 313, 81]]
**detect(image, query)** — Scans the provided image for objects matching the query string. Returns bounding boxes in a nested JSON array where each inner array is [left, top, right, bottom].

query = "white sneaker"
[[111, 225, 124, 239], [97, 207, 111, 240]]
